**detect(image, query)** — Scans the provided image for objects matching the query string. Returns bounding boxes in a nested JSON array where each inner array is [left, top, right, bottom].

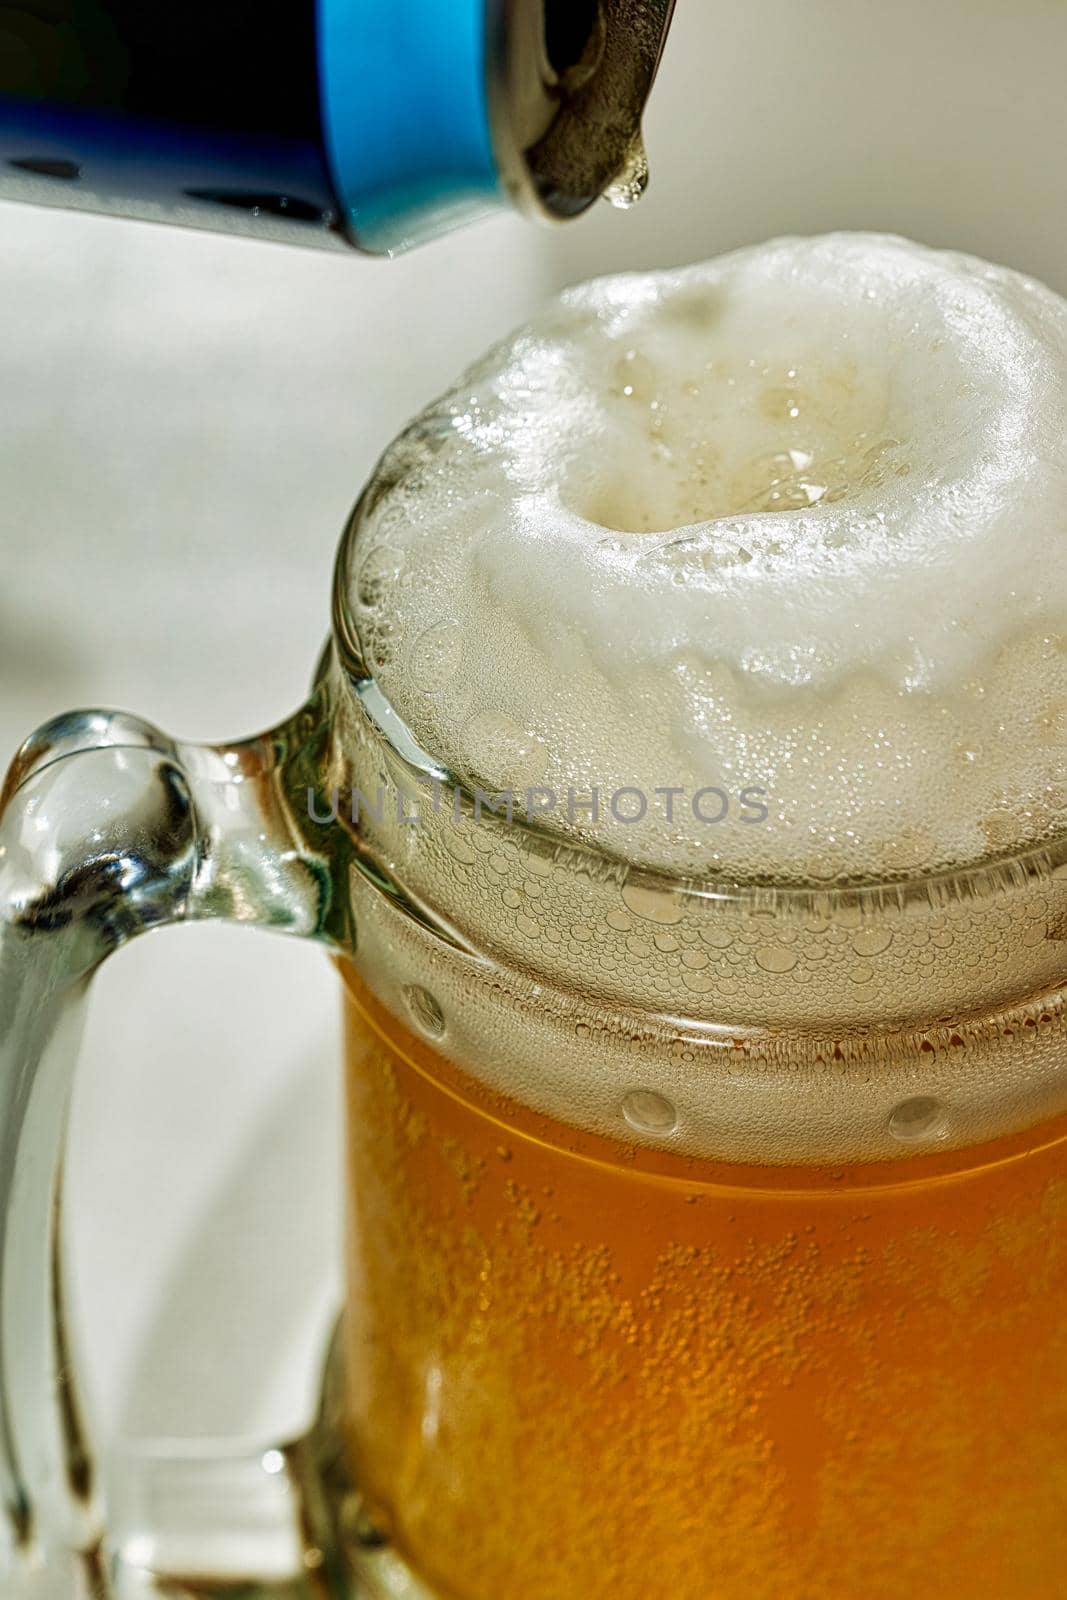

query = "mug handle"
[[0, 700, 354, 1596]]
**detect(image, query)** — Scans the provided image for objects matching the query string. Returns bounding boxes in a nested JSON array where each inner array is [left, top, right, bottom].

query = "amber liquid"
[[341, 965, 1067, 1600]]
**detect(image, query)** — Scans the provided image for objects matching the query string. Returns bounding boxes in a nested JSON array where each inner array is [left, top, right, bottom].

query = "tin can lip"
[[487, 0, 677, 226]]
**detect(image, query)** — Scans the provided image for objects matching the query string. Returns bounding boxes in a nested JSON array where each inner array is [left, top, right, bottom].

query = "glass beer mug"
[[4, 234, 1067, 1600]]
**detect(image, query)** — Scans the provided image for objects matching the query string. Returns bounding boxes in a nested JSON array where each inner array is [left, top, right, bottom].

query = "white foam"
[[351, 234, 1067, 881]]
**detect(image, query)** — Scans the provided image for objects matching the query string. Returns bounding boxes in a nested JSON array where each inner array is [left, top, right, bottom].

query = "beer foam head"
[[350, 233, 1067, 882]]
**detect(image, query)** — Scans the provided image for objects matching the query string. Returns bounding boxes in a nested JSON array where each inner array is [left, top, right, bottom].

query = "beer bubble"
[[888, 1096, 947, 1143], [403, 985, 446, 1039], [614, 349, 656, 402], [621, 1090, 678, 1136]]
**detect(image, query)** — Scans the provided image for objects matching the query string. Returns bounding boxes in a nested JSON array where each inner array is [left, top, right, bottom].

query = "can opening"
[[542, 0, 602, 80], [493, 0, 676, 224]]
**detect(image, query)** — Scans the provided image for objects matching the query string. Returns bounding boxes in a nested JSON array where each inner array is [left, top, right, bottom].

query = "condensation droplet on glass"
[[852, 927, 893, 957], [621, 881, 684, 924], [403, 984, 446, 1038], [755, 944, 798, 974], [444, 830, 478, 866], [888, 1096, 946, 1143], [621, 1089, 678, 1136]]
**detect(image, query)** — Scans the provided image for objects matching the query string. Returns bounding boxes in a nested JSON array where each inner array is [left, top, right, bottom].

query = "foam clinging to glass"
[[353, 233, 1067, 881]]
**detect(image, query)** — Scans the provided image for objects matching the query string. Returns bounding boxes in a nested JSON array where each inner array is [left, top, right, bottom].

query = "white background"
[[4, 0, 1067, 1463]]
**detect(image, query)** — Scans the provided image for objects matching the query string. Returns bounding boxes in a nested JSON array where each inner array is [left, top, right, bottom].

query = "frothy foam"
[[350, 234, 1067, 882]]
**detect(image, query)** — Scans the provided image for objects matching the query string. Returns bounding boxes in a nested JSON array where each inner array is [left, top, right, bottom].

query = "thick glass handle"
[[0, 702, 352, 1596]]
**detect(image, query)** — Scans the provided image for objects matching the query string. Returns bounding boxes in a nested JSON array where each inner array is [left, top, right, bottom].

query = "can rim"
[[486, 0, 677, 226]]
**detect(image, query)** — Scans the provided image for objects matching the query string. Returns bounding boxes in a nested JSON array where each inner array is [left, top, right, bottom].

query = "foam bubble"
[[350, 234, 1067, 882]]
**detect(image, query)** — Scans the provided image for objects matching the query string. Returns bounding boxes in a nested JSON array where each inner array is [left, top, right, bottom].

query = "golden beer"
[[341, 968, 1067, 1600]]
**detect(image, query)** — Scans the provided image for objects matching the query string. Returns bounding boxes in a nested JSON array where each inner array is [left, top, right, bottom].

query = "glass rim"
[[332, 498, 1067, 917]]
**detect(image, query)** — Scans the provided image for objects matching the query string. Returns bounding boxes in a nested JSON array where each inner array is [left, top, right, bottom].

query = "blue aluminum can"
[[0, 0, 675, 253]]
